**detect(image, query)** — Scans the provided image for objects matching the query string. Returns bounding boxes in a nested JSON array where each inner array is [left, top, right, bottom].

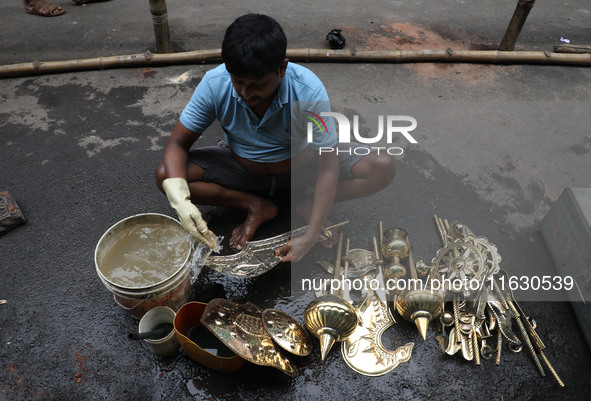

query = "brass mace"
[[304, 233, 358, 361], [386, 228, 443, 341], [381, 227, 409, 280]]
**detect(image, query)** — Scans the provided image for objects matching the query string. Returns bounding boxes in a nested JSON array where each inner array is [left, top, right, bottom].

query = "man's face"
[[230, 60, 287, 108]]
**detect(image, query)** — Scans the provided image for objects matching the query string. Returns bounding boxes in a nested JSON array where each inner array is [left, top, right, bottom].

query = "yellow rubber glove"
[[162, 177, 216, 249]]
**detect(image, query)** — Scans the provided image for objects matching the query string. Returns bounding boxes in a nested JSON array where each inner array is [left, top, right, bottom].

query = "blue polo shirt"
[[180, 63, 337, 163]]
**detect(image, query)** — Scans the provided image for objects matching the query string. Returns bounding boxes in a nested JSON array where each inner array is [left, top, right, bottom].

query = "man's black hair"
[[222, 14, 287, 79]]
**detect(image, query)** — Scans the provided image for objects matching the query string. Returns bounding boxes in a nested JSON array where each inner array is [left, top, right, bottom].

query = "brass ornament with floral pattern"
[[342, 294, 414, 376], [262, 308, 312, 357], [200, 299, 298, 377]]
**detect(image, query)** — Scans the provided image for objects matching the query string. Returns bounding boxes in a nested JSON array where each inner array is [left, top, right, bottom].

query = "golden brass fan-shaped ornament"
[[262, 309, 312, 357]]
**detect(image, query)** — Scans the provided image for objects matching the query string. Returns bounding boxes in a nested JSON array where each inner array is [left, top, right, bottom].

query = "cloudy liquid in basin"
[[101, 222, 190, 288]]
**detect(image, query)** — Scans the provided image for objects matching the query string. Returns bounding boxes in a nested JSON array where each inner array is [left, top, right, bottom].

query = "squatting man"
[[156, 14, 395, 262]]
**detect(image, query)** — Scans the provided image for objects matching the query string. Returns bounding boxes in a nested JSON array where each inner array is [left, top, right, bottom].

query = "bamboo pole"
[[149, 0, 172, 53], [554, 44, 591, 54], [0, 50, 222, 78], [499, 0, 536, 51], [1, 48, 590, 79]]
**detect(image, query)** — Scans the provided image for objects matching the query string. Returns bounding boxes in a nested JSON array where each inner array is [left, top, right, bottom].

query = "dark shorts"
[[187, 141, 375, 194]]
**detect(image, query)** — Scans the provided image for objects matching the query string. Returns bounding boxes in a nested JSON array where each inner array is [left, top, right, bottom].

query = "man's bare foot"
[[23, 0, 65, 16], [229, 199, 278, 250]]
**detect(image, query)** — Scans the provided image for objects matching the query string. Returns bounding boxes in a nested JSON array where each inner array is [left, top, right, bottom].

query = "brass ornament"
[[396, 289, 444, 341], [342, 294, 414, 376], [487, 297, 520, 344], [347, 248, 377, 276], [304, 233, 359, 361], [378, 223, 444, 341], [205, 222, 348, 278], [431, 239, 486, 292], [336, 223, 413, 376], [381, 227, 409, 280], [430, 215, 564, 387], [318, 248, 376, 278], [440, 311, 454, 326], [415, 260, 431, 277], [262, 309, 312, 357], [200, 299, 298, 377], [304, 294, 358, 361], [464, 235, 501, 276], [381, 227, 410, 259]]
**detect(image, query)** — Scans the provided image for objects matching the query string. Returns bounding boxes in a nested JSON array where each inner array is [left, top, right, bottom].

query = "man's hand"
[[162, 177, 216, 249], [275, 235, 316, 263]]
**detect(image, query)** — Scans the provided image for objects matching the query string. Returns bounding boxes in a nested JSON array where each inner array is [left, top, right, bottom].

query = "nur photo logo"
[[306, 111, 418, 155]]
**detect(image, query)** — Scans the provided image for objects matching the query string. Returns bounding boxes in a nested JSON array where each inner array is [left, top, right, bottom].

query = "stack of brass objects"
[[202, 217, 564, 384], [424, 215, 564, 387], [305, 218, 564, 385], [306, 226, 417, 376]]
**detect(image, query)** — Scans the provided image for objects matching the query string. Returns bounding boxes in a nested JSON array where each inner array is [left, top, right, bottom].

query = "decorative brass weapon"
[[304, 233, 358, 361], [396, 289, 444, 341], [391, 226, 444, 341], [381, 227, 409, 280], [205, 221, 348, 278]]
